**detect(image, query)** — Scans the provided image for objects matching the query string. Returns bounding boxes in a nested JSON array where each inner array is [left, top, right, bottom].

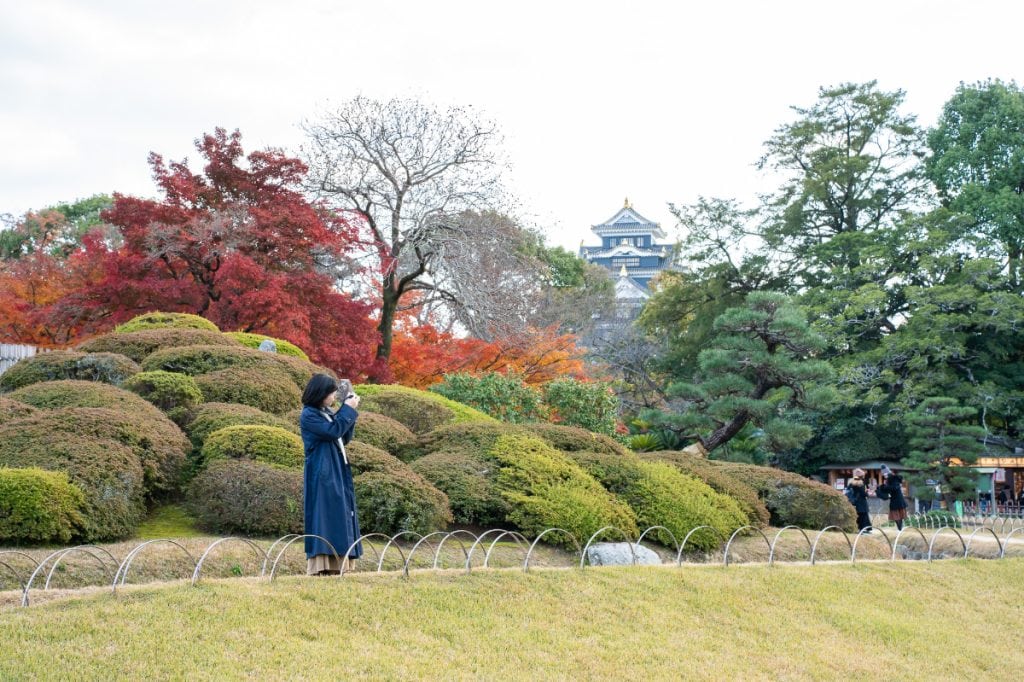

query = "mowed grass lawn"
[[1, 559, 1022, 680]]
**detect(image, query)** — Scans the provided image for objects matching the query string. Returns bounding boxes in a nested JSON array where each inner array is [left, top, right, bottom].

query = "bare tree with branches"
[[302, 96, 521, 361]]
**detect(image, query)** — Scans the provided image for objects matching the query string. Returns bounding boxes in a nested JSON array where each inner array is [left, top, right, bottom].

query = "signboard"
[[995, 468, 1006, 483], [834, 478, 846, 489]]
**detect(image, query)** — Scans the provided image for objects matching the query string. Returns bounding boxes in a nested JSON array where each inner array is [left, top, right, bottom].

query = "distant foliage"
[[115, 312, 220, 333], [491, 434, 639, 547], [543, 378, 618, 436], [431, 372, 545, 423], [200, 425, 305, 469], [186, 459, 303, 536], [194, 367, 301, 415], [0, 350, 140, 391], [0, 467, 85, 544], [77, 328, 242, 363], [224, 332, 309, 360]]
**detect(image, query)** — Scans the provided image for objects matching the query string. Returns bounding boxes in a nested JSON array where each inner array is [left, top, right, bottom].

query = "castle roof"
[[592, 203, 665, 239]]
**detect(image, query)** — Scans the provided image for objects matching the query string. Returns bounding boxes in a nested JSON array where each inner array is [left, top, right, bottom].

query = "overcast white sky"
[[2, 0, 1022, 251]]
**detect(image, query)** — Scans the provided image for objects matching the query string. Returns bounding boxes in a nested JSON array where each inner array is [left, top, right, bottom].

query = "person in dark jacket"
[[846, 468, 871, 532], [300, 373, 361, 575], [879, 465, 908, 530]]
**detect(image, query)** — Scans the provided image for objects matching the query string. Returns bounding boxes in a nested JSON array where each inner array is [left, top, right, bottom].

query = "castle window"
[[612, 257, 640, 267]]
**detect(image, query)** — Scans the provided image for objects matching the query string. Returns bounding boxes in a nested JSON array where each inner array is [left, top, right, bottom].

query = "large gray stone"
[[257, 339, 278, 353], [586, 542, 661, 566]]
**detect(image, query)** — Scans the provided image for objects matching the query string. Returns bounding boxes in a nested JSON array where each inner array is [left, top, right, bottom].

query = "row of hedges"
[[0, 351, 140, 391]]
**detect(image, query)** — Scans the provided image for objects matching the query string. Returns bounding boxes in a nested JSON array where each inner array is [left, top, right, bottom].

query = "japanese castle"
[[579, 200, 680, 309]]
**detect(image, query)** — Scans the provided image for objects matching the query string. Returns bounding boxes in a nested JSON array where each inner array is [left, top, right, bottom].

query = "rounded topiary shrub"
[[711, 461, 856, 531], [0, 467, 86, 544], [0, 429, 145, 541], [184, 402, 298, 452], [186, 459, 303, 536], [416, 421, 524, 462], [490, 434, 639, 547], [142, 344, 329, 391], [353, 470, 453, 536], [115, 311, 220, 333], [639, 451, 770, 527], [352, 412, 418, 459], [123, 370, 204, 422], [411, 450, 508, 527], [224, 332, 309, 360], [78, 328, 243, 363], [0, 351, 141, 391], [356, 384, 496, 434], [0, 407, 188, 500], [7, 379, 168, 421], [0, 396, 37, 420], [347, 441, 408, 476], [201, 425, 304, 469], [194, 366, 301, 415], [567, 451, 746, 550], [520, 423, 630, 457]]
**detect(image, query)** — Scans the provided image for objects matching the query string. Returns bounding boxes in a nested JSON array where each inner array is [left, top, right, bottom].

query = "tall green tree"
[[646, 292, 834, 454], [926, 79, 1024, 291], [902, 397, 986, 506]]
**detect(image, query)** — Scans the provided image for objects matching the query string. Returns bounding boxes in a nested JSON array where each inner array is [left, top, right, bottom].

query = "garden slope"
[[2, 560, 1022, 680]]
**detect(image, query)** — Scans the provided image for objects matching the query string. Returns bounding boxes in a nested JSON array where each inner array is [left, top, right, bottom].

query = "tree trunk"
[[375, 286, 399, 362], [701, 411, 750, 452]]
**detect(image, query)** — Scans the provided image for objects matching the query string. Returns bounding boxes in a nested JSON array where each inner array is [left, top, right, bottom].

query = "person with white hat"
[[845, 468, 871, 531]]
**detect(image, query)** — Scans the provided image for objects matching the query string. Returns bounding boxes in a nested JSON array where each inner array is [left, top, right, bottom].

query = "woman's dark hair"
[[302, 373, 338, 407]]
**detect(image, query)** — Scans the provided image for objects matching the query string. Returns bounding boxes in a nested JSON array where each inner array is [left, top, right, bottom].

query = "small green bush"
[[491, 434, 638, 547], [77, 328, 243, 363], [628, 433, 664, 452], [115, 312, 220, 333], [710, 461, 856, 531], [123, 370, 204, 422], [0, 467, 86, 544], [184, 402, 298, 452], [353, 470, 453, 536], [186, 459, 303, 536], [0, 428, 145, 541], [142, 344, 329, 390], [520, 423, 630, 457], [353, 412, 418, 459], [639, 451, 770, 527], [201, 425, 304, 469], [410, 450, 508, 526], [355, 384, 496, 434], [0, 351, 140, 391], [224, 332, 310, 360], [543, 378, 619, 436], [0, 406, 188, 500], [415, 421, 523, 462], [347, 441, 408, 476], [194, 366, 301, 415], [0, 396, 37, 420], [430, 372, 545, 423]]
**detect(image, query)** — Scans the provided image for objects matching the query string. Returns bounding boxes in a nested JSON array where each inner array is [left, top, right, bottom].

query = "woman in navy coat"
[[300, 374, 362, 575]]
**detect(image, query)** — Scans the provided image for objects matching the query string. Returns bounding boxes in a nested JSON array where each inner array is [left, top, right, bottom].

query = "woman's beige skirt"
[[307, 554, 353, 575]]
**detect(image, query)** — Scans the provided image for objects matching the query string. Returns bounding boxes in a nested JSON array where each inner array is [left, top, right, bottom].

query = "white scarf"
[[321, 408, 349, 464]]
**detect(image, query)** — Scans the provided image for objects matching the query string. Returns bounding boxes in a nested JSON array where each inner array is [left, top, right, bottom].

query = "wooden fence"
[[0, 343, 39, 377]]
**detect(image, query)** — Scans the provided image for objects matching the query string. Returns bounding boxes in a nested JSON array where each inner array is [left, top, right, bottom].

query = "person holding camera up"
[[300, 373, 362, 575]]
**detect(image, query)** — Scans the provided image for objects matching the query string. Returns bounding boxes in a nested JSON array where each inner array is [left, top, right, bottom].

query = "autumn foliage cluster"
[[0, 129, 587, 384]]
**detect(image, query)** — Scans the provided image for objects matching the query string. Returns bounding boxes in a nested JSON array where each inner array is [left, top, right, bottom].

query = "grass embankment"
[[1, 559, 1022, 679]]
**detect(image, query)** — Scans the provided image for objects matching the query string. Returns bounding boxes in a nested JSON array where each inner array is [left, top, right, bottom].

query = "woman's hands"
[[344, 393, 361, 410]]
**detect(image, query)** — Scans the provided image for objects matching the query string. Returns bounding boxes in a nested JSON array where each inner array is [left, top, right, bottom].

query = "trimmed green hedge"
[[491, 434, 639, 547], [77, 328, 242, 363], [415, 421, 522, 462], [0, 467, 86, 544], [186, 459, 303, 536], [0, 406, 188, 500], [347, 441, 408, 476], [639, 451, 770, 527], [201, 425, 304, 469], [184, 402, 298, 452], [0, 396, 37, 420], [354, 470, 453, 536], [115, 312, 220, 333], [355, 384, 497, 434], [6, 379, 168, 422], [142, 344, 330, 390], [194, 367, 301, 415], [0, 351, 140, 391], [353, 412, 418, 459], [410, 450, 508, 527], [123, 370, 203, 423], [0, 428, 145, 541], [520, 423, 630, 457], [224, 332, 309, 360], [710, 461, 857, 531]]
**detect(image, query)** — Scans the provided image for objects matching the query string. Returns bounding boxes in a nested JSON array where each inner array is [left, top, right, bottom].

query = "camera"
[[337, 379, 354, 401]]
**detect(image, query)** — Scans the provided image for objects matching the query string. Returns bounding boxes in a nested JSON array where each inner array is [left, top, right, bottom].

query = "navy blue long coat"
[[300, 405, 362, 559]]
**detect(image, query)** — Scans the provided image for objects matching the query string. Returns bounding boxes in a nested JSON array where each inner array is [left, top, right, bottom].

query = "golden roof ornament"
[[624, 197, 631, 208], [619, 264, 629, 277]]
